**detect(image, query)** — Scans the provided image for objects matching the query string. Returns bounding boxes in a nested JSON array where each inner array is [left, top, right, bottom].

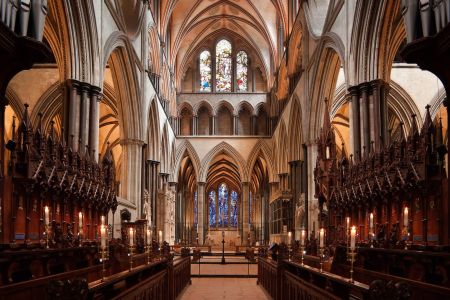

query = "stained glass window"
[[218, 183, 229, 227], [236, 51, 248, 91], [194, 191, 198, 226], [215, 40, 232, 92], [209, 191, 216, 226], [199, 50, 211, 91], [230, 191, 239, 227]]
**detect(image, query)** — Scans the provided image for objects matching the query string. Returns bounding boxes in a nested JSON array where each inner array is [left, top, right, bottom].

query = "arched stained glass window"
[[215, 40, 232, 92], [218, 183, 229, 227], [199, 50, 211, 91], [230, 191, 239, 227], [209, 191, 216, 226], [236, 51, 248, 91]]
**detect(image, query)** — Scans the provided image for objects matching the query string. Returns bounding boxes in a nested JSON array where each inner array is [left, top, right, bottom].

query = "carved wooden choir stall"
[[0, 4, 192, 299]]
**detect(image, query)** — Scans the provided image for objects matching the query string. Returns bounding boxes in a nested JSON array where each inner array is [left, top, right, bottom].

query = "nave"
[[0, 0, 449, 300], [178, 278, 270, 300]]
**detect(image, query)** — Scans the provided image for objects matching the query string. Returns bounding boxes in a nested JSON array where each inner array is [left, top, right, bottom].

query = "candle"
[[403, 207, 409, 227], [100, 225, 106, 249], [147, 229, 151, 245], [369, 213, 373, 230], [319, 228, 325, 248], [129, 228, 134, 246], [44, 206, 49, 226], [288, 231, 292, 245], [346, 217, 350, 233], [301, 229, 306, 246], [350, 226, 356, 250], [101, 215, 105, 226], [79, 212, 83, 228], [158, 230, 162, 243]]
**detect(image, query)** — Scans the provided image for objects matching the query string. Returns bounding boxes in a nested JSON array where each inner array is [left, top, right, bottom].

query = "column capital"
[[79, 82, 91, 93], [67, 79, 81, 90], [359, 82, 370, 93], [197, 181, 206, 186], [147, 159, 160, 165], [347, 85, 359, 96]]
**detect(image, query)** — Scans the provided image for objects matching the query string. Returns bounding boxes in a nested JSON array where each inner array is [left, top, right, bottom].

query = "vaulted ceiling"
[[160, 0, 289, 88]]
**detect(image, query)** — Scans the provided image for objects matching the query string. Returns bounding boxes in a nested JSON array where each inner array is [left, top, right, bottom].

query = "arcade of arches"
[[0, 1, 449, 299]]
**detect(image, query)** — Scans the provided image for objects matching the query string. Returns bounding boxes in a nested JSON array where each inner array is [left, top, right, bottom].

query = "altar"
[[205, 230, 242, 249]]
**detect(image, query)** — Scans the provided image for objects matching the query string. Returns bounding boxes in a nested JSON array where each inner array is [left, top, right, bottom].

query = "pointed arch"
[[199, 142, 249, 182], [275, 120, 289, 174], [102, 31, 143, 141], [172, 140, 201, 183], [288, 97, 304, 162], [247, 140, 276, 183], [147, 98, 161, 161], [160, 122, 170, 174], [193, 100, 214, 116]]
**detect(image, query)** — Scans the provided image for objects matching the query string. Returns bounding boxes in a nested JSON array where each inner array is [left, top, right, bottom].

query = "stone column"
[[306, 142, 318, 236], [119, 139, 144, 208], [212, 115, 216, 135], [242, 182, 250, 244], [67, 80, 81, 151], [360, 83, 371, 155], [233, 115, 238, 135], [348, 86, 361, 159], [79, 83, 90, 152], [252, 68, 256, 92], [197, 182, 205, 245], [89, 87, 101, 161], [370, 80, 382, 148]]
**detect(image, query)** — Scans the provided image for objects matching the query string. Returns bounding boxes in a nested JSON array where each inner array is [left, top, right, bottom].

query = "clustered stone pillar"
[[119, 139, 144, 207], [147, 160, 159, 231], [348, 80, 390, 160], [242, 182, 250, 245], [197, 182, 205, 245], [65, 79, 102, 159]]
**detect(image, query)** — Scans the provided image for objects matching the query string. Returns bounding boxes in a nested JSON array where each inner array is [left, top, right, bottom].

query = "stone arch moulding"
[[199, 142, 249, 183], [193, 100, 214, 117], [247, 139, 277, 183], [171, 140, 201, 183], [102, 31, 143, 141], [147, 98, 161, 162]]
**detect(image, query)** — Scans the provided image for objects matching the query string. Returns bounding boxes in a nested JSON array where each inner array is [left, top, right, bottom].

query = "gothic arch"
[[193, 100, 214, 117], [5, 88, 24, 122], [274, 120, 289, 174], [103, 31, 143, 141], [199, 142, 249, 183], [247, 140, 277, 183], [172, 140, 201, 183], [288, 97, 304, 162], [308, 36, 344, 141], [147, 98, 161, 162], [160, 122, 170, 174], [213, 100, 235, 116], [29, 82, 63, 133]]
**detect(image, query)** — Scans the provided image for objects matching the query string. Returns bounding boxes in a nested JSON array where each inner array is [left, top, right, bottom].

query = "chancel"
[[0, 0, 449, 299]]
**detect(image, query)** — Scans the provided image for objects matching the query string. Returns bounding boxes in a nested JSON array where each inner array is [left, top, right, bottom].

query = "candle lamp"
[[44, 206, 50, 249], [319, 228, 325, 272], [129, 228, 134, 271], [403, 207, 410, 250], [146, 228, 152, 264], [300, 229, 306, 266], [78, 212, 83, 246], [369, 213, 374, 248], [100, 225, 109, 281], [347, 226, 357, 283]]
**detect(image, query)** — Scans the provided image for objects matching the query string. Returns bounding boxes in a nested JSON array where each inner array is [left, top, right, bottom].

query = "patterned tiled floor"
[[177, 278, 271, 300]]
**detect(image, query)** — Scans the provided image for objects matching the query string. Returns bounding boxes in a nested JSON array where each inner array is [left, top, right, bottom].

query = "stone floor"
[[177, 278, 271, 300]]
